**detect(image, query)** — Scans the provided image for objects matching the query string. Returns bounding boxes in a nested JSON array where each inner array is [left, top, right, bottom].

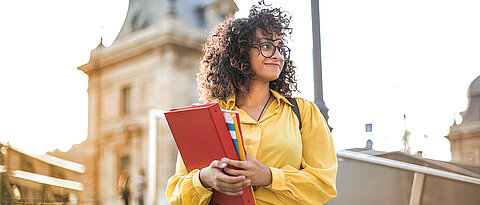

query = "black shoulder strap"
[[287, 97, 302, 130]]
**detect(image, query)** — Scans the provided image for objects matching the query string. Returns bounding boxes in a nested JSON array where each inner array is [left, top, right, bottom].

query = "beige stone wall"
[[79, 19, 206, 204], [447, 123, 480, 165]]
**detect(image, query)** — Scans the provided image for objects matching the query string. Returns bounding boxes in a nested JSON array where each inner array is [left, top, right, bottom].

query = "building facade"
[[0, 142, 84, 204], [447, 75, 480, 165], [77, 0, 237, 204]]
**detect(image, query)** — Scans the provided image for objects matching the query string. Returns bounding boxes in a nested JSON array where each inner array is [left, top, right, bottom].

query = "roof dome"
[[462, 75, 480, 123], [468, 75, 480, 97]]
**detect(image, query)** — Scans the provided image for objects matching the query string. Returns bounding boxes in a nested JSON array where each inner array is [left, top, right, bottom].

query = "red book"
[[165, 102, 256, 205]]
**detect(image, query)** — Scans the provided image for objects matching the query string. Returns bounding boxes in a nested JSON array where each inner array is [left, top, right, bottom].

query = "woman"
[[166, 2, 337, 204], [118, 169, 130, 205]]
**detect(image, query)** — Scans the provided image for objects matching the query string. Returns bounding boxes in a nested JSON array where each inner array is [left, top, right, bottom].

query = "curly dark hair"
[[197, 1, 298, 102]]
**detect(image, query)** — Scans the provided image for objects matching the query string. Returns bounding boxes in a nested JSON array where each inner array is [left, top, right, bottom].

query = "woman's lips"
[[265, 63, 280, 68]]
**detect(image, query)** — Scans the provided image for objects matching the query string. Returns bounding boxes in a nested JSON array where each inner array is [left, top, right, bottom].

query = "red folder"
[[165, 102, 256, 205]]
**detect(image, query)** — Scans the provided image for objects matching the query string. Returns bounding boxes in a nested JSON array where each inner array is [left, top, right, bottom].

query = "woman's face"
[[249, 29, 286, 83]]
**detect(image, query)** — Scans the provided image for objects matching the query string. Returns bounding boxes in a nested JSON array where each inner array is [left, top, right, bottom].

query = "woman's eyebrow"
[[257, 37, 284, 44]]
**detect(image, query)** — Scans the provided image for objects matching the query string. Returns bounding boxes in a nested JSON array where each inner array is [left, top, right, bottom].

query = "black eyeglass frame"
[[254, 42, 291, 61]]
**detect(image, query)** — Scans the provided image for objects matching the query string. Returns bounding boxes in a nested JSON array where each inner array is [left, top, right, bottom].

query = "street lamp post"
[[311, 0, 332, 131]]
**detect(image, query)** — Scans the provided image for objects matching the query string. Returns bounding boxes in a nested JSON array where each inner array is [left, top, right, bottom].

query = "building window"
[[50, 165, 66, 179], [121, 86, 133, 115], [20, 156, 34, 172], [196, 7, 206, 27], [0, 151, 4, 166]]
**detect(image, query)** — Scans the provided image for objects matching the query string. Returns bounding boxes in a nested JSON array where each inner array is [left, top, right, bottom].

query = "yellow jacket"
[[166, 90, 337, 204]]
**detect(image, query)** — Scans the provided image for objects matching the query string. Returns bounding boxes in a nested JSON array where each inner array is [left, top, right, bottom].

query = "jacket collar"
[[218, 89, 293, 110]]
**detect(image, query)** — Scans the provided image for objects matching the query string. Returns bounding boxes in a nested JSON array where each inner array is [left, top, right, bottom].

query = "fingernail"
[[221, 163, 227, 167]]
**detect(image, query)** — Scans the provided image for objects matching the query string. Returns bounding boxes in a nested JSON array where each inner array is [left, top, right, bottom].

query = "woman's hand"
[[222, 155, 272, 186], [199, 160, 251, 196]]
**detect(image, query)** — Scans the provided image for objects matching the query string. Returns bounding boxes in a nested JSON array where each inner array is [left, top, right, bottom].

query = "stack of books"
[[165, 103, 256, 205]]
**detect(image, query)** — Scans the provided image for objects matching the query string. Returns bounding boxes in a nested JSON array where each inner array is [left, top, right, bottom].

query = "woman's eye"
[[261, 44, 273, 50]]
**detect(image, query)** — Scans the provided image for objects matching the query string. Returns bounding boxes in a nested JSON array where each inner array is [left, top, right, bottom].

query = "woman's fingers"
[[210, 160, 227, 169], [200, 160, 229, 188], [201, 158, 254, 194], [216, 173, 246, 184], [221, 158, 249, 169], [223, 190, 244, 197], [203, 163, 250, 193], [221, 157, 254, 177], [215, 178, 250, 193], [223, 167, 247, 176], [221, 156, 272, 186], [216, 174, 250, 188]]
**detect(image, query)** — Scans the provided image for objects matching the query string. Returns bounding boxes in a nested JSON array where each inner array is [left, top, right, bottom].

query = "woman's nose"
[[272, 47, 284, 60]]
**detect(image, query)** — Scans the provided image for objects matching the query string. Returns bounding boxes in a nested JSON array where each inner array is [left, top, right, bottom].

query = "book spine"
[[208, 105, 239, 160]]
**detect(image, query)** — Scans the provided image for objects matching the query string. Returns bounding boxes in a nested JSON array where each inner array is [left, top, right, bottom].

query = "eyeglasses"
[[254, 42, 291, 61]]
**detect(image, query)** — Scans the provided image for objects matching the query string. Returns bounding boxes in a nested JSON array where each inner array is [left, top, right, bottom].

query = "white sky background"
[[1, 0, 479, 161]]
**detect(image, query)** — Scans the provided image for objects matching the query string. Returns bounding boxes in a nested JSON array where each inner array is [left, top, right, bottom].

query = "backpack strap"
[[287, 97, 302, 130]]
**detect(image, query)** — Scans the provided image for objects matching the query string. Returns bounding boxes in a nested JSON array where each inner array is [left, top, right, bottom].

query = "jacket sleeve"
[[264, 99, 338, 204], [165, 153, 213, 205]]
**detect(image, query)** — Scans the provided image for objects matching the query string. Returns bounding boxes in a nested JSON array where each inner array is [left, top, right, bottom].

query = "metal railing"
[[337, 150, 480, 185], [337, 150, 480, 205]]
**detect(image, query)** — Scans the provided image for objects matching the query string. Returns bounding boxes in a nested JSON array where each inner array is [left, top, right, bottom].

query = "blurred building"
[[77, 0, 237, 204], [331, 148, 480, 205], [447, 75, 480, 165], [0, 142, 84, 204]]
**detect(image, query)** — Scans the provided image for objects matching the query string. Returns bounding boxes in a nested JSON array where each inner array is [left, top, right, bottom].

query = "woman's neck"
[[236, 81, 271, 109]]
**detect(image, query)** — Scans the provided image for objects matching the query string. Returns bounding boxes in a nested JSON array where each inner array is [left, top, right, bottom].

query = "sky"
[[1, 0, 479, 161]]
